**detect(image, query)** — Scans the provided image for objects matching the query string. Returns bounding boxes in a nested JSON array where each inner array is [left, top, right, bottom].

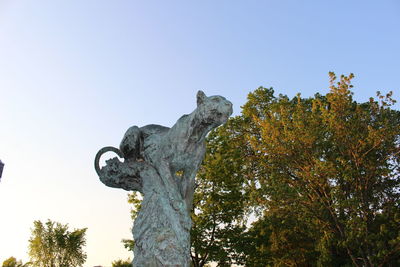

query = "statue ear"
[[197, 90, 206, 106]]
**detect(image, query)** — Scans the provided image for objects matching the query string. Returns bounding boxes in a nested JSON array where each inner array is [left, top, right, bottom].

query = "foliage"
[[111, 258, 132, 267], [2, 257, 30, 267], [121, 238, 135, 252], [28, 219, 87, 267], [124, 73, 400, 266], [190, 117, 251, 266], [240, 73, 400, 266], [121, 192, 142, 252]]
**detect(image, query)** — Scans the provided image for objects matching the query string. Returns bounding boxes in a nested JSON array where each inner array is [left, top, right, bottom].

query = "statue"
[[94, 91, 232, 266]]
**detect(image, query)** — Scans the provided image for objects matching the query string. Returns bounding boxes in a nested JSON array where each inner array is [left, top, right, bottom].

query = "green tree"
[[111, 258, 132, 267], [2, 257, 30, 267], [190, 117, 252, 267], [240, 73, 400, 266], [121, 192, 141, 252], [28, 219, 87, 267], [124, 73, 400, 266]]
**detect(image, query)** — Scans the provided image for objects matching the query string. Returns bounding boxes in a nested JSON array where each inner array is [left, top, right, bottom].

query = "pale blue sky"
[[0, 1, 399, 266]]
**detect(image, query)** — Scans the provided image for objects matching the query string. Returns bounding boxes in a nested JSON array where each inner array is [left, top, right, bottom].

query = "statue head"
[[196, 90, 233, 127]]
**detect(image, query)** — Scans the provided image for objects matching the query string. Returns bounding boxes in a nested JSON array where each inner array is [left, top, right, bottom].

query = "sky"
[[0, 1, 399, 266]]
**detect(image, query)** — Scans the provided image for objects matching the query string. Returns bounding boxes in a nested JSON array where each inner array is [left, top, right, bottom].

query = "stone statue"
[[94, 91, 232, 266]]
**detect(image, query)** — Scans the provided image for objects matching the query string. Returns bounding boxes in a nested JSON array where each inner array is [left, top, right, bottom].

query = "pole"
[[0, 160, 4, 180]]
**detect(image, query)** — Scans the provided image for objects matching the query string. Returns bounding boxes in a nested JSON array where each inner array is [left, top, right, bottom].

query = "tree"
[[240, 73, 400, 266], [111, 259, 132, 267], [28, 220, 87, 267], [190, 117, 252, 267], [2, 257, 30, 267], [124, 73, 400, 266], [121, 192, 140, 252]]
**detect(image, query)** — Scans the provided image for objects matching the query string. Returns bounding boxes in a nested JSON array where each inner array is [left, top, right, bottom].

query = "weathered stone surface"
[[95, 91, 232, 266]]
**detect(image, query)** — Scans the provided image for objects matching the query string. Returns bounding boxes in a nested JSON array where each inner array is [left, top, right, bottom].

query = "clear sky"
[[0, 1, 399, 266]]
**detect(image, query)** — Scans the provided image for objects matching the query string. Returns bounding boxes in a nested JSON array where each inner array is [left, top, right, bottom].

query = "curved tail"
[[94, 146, 124, 176]]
